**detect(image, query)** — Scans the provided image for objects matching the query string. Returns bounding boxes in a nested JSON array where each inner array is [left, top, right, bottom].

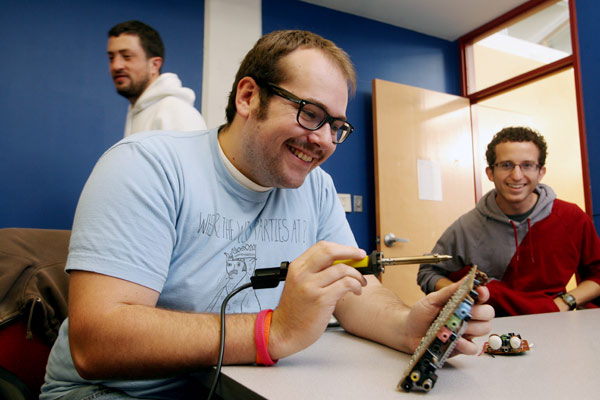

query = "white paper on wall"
[[417, 159, 443, 201]]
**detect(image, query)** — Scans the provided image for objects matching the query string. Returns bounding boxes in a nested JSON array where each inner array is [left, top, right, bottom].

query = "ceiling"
[[300, 0, 532, 41]]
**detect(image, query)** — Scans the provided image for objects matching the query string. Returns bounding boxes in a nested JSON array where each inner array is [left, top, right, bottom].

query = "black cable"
[[207, 282, 253, 400], [205, 265, 286, 399]]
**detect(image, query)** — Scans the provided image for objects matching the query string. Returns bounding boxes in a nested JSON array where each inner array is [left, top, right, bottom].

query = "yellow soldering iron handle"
[[333, 250, 381, 274], [332, 251, 382, 276], [332, 256, 370, 268]]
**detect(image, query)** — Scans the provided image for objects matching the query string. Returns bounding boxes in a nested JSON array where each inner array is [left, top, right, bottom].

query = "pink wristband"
[[255, 309, 277, 366]]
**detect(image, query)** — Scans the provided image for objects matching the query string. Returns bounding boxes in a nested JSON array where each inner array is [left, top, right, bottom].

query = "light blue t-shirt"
[[41, 129, 356, 399]]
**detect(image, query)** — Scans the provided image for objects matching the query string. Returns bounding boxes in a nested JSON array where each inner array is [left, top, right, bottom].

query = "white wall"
[[202, 0, 262, 129]]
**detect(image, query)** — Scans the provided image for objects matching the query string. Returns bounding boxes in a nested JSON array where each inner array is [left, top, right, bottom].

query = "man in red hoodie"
[[418, 126, 600, 316]]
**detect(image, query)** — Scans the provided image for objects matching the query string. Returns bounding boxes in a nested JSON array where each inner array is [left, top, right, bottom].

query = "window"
[[462, 0, 572, 96]]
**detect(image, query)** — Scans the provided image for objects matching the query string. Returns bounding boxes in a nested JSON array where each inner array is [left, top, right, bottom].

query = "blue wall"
[[0, 0, 204, 229], [575, 0, 600, 228], [4, 0, 597, 253], [263, 0, 460, 251]]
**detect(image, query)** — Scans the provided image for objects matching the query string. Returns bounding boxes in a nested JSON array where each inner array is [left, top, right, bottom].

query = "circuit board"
[[398, 265, 487, 393], [483, 333, 530, 355]]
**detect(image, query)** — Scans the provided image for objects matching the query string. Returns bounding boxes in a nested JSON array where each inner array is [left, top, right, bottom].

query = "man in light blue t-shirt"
[[42, 30, 493, 399]]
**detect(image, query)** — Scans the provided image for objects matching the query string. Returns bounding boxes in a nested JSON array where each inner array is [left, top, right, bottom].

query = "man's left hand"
[[402, 282, 494, 355]]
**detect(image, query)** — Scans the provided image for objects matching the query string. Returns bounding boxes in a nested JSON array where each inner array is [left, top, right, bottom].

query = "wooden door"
[[372, 79, 475, 306]]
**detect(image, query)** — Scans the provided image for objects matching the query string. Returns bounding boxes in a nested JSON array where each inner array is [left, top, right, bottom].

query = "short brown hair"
[[109, 20, 164, 72], [486, 126, 548, 168], [224, 30, 356, 126]]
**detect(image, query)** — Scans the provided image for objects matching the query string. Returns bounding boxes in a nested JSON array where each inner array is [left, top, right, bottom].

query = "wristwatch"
[[559, 292, 577, 310]]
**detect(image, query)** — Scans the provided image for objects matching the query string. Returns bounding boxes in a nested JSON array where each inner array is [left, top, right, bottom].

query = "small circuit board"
[[483, 333, 530, 355], [398, 265, 487, 393]]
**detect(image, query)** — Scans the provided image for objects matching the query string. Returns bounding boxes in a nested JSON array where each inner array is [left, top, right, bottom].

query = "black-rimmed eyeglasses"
[[260, 81, 354, 144]]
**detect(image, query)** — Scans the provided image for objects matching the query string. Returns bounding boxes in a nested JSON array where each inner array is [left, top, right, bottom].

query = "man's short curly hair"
[[485, 126, 548, 168]]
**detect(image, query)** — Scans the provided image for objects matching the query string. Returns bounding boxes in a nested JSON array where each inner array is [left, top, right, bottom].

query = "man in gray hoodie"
[[107, 20, 207, 136], [418, 126, 600, 316]]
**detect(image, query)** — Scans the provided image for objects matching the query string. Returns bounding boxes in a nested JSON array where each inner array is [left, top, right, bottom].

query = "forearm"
[[418, 261, 457, 294], [334, 277, 413, 353], [336, 277, 493, 357], [554, 280, 600, 311], [434, 277, 454, 291], [68, 271, 258, 380], [70, 304, 257, 380], [571, 280, 600, 304]]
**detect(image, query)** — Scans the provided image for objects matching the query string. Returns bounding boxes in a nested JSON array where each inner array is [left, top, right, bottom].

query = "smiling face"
[[107, 34, 161, 104], [486, 141, 547, 215], [232, 48, 349, 188]]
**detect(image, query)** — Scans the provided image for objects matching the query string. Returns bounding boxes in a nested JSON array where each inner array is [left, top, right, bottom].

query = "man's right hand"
[[268, 241, 368, 359]]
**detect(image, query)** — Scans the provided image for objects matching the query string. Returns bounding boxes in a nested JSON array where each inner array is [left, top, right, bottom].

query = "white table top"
[[214, 308, 600, 399]]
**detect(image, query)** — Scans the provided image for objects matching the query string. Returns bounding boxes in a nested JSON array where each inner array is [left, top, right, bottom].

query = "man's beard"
[[116, 76, 150, 101]]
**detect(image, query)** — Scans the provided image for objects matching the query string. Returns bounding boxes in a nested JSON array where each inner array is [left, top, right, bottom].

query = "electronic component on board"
[[398, 265, 487, 393], [483, 333, 530, 355]]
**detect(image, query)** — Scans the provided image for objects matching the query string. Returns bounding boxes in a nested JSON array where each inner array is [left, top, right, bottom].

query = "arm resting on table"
[[68, 270, 257, 380]]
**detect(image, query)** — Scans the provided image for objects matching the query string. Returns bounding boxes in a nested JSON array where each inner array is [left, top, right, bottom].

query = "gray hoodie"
[[418, 184, 556, 293]]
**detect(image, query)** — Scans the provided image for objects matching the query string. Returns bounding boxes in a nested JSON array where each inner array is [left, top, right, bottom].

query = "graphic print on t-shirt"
[[206, 243, 261, 313], [199, 211, 311, 313]]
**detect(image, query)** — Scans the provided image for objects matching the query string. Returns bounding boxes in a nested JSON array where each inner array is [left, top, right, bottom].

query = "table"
[[208, 309, 600, 399]]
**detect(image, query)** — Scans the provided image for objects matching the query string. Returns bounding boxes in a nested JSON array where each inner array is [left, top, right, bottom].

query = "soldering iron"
[[250, 251, 452, 289]]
